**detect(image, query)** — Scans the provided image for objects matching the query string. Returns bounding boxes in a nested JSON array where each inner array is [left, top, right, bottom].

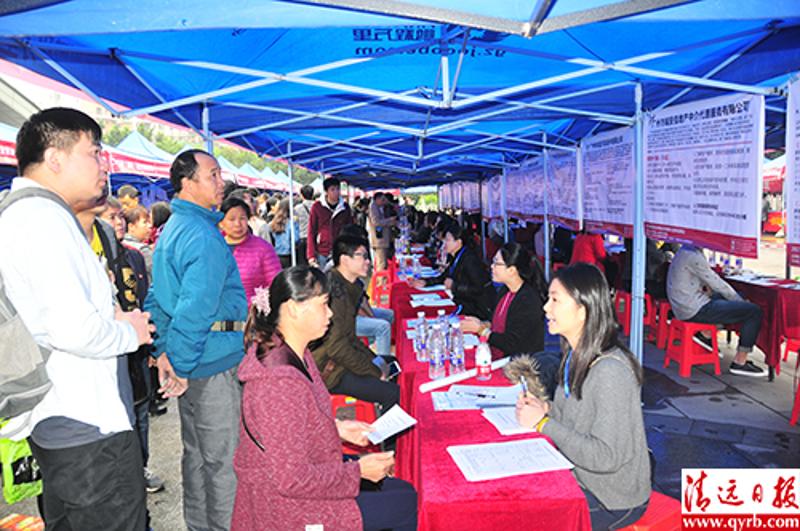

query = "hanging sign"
[[582, 127, 634, 237], [644, 93, 764, 258]]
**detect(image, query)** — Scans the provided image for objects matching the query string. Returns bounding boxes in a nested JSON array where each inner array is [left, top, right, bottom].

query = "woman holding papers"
[[232, 266, 417, 531], [515, 263, 650, 530], [412, 223, 494, 320], [461, 242, 546, 357]]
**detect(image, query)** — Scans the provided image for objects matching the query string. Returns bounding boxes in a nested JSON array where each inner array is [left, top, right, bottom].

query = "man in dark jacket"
[[307, 177, 353, 270], [311, 235, 400, 414]]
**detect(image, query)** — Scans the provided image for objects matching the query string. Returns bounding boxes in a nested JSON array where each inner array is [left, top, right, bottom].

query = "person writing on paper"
[[461, 242, 546, 358], [516, 263, 650, 530], [232, 266, 417, 531], [411, 223, 494, 320]]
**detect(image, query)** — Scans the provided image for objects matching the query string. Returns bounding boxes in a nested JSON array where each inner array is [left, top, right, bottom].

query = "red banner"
[[645, 222, 758, 258], [584, 220, 633, 239]]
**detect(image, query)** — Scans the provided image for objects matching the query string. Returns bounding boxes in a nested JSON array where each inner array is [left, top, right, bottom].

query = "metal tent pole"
[[630, 83, 646, 364], [543, 145, 552, 282], [501, 168, 509, 243], [287, 141, 297, 267], [202, 101, 213, 154]]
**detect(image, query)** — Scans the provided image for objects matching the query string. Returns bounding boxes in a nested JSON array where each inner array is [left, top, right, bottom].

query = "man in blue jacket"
[[145, 149, 247, 531]]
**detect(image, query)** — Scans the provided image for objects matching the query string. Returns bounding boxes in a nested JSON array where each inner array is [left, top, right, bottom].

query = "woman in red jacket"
[[569, 230, 607, 273], [232, 266, 417, 531]]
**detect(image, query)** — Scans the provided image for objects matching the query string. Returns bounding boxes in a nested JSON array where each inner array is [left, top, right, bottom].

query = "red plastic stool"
[[664, 320, 720, 378], [615, 291, 632, 336], [648, 300, 672, 350], [330, 394, 381, 454], [614, 291, 654, 337], [369, 270, 393, 309], [619, 491, 681, 531], [782, 336, 800, 362]]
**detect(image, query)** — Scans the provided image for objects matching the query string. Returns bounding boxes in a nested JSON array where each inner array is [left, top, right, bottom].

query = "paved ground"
[[3, 240, 798, 529]]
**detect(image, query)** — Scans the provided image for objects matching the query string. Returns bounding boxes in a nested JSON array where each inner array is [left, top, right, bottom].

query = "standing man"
[[145, 149, 248, 530], [0, 108, 152, 529], [293, 184, 315, 265], [307, 176, 353, 269], [366, 192, 397, 272]]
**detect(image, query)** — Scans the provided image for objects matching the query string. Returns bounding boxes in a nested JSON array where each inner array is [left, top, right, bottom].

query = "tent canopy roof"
[[1, 0, 798, 188]]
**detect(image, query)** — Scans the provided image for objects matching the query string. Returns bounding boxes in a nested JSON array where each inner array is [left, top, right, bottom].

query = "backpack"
[[0, 187, 84, 428]]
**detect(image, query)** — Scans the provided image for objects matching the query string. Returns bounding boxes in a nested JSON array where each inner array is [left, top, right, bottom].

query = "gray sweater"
[[666, 245, 741, 321], [541, 348, 651, 510]]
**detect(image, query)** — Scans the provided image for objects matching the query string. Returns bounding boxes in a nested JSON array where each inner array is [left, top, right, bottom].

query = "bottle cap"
[[417, 311, 425, 318], [479, 336, 488, 343], [437, 309, 446, 316]]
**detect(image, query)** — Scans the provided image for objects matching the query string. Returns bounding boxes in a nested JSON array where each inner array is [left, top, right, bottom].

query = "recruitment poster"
[[644, 92, 764, 257], [786, 79, 800, 266], [582, 127, 634, 237], [481, 178, 493, 219], [488, 173, 503, 220], [506, 156, 545, 221], [546, 149, 582, 230]]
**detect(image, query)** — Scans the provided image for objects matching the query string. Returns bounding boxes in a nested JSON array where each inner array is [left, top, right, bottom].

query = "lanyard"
[[564, 350, 573, 398], [448, 247, 466, 276]]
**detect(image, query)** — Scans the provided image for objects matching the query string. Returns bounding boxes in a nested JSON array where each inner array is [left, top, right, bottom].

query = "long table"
[[726, 277, 800, 377], [394, 317, 591, 531]]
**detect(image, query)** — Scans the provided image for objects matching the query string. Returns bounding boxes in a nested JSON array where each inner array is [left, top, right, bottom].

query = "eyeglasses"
[[491, 260, 507, 268], [352, 251, 371, 260]]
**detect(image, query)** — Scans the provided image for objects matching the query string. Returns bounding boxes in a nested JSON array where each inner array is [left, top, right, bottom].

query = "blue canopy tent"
[[1, 0, 799, 360]]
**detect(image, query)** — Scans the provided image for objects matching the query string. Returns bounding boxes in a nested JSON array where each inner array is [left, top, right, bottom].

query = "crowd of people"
[[0, 106, 770, 531]]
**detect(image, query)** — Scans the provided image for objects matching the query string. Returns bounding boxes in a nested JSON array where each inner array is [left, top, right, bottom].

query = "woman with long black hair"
[[461, 242, 546, 357], [516, 263, 650, 530]]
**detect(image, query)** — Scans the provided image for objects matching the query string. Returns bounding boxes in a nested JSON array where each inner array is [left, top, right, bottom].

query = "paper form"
[[481, 407, 535, 435], [367, 405, 417, 444], [447, 439, 573, 482], [431, 392, 480, 411]]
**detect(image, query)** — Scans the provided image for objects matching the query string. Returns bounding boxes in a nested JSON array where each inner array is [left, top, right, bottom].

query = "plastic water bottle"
[[735, 257, 744, 273], [449, 322, 465, 375], [475, 336, 492, 381], [412, 255, 421, 280], [428, 323, 447, 380], [414, 311, 428, 362]]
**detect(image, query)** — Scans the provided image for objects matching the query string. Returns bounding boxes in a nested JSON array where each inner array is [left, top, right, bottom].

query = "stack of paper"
[[410, 293, 442, 302], [450, 384, 522, 405], [416, 284, 447, 292], [447, 439, 573, 482], [410, 298, 455, 308], [366, 405, 417, 444]]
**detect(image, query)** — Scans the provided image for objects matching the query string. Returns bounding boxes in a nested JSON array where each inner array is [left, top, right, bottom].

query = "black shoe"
[[149, 403, 168, 416], [729, 360, 766, 377], [692, 332, 714, 352]]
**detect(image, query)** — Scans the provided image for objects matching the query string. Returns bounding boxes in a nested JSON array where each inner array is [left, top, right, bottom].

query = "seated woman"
[[412, 223, 494, 320], [516, 263, 650, 530], [232, 266, 417, 531], [220, 196, 282, 303], [461, 242, 545, 358]]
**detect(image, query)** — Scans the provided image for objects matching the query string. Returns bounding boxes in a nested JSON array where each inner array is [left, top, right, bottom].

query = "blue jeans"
[[688, 294, 763, 352], [357, 308, 394, 357], [583, 488, 649, 530]]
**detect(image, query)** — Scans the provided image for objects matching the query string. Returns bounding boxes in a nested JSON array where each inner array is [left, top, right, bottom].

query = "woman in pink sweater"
[[220, 196, 282, 302], [232, 266, 417, 530]]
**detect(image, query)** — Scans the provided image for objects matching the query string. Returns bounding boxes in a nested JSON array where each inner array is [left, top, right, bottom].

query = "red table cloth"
[[389, 280, 456, 338], [394, 316, 591, 531], [726, 278, 800, 375]]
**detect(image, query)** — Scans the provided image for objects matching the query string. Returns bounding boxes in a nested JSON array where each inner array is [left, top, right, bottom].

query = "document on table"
[[416, 284, 446, 292], [367, 405, 417, 444], [450, 384, 522, 403], [447, 438, 573, 482], [410, 293, 442, 301], [481, 407, 535, 435], [431, 391, 480, 411], [410, 298, 455, 308]]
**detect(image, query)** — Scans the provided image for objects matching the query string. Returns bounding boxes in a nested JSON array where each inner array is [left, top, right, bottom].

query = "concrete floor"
[[3, 240, 799, 529]]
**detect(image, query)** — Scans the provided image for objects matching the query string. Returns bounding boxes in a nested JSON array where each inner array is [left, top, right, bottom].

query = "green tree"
[[136, 123, 155, 141], [154, 133, 189, 155], [102, 123, 131, 147]]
